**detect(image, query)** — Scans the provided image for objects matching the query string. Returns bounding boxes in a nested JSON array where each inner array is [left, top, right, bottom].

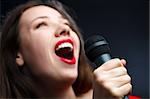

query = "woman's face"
[[18, 5, 80, 84]]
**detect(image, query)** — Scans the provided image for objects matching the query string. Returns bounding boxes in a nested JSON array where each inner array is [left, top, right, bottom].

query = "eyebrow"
[[31, 15, 70, 25], [31, 16, 49, 23]]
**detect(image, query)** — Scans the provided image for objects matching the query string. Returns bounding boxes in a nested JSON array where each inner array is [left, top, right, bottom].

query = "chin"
[[63, 70, 78, 83]]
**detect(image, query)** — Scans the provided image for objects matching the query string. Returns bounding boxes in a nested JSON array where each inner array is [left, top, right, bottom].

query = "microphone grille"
[[84, 35, 110, 62]]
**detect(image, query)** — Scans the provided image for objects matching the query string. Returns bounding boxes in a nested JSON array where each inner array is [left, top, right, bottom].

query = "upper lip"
[[55, 39, 74, 50]]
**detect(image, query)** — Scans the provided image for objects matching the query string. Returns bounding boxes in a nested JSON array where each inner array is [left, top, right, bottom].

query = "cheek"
[[74, 34, 80, 50], [21, 38, 54, 77], [72, 33, 80, 57], [20, 31, 51, 65]]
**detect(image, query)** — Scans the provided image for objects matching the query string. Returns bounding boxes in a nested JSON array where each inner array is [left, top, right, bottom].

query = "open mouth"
[[55, 39, 75, 64]]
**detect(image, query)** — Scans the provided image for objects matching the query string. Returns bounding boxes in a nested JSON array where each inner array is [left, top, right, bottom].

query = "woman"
[[0, 0, 132, 98]]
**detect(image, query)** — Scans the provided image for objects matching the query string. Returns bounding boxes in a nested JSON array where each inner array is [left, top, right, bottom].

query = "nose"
[[55, 27, 70, 37]]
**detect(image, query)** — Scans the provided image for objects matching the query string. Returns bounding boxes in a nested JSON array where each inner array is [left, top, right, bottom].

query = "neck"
[[35, 78, 76, 99]]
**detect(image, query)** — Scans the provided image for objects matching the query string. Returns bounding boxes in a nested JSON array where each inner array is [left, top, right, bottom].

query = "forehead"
[[19, 5, 63, 25]]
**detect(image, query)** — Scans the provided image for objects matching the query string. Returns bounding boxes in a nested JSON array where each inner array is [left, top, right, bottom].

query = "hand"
[[93, 58, 132, 99]]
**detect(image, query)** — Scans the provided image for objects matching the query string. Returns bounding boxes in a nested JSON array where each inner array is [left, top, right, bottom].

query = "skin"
[[16, 5, 80, 98], [93, 59, 132, 99], [16, 5, 132, 99]]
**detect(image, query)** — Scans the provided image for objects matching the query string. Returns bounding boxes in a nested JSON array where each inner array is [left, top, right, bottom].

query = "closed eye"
[[35, 22, 47, 29]]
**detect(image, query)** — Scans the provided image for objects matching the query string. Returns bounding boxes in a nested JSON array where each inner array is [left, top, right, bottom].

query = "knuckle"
[[126, 75, 131, 82], [129, 83, 132, 90], [93, 66, 103, 74], [126, 83, 132, 93], [94, 74, 106, 83], [94, 71, 108, 83], [118, 67, 127, 75], [103, 82, 113, 89], [111, 88, 121, 97], [115, 58, 122, 66], [122, 67, 127, 73]]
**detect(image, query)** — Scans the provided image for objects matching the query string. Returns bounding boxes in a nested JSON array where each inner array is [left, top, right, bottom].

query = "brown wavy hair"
[[0, 0, 93, 98]]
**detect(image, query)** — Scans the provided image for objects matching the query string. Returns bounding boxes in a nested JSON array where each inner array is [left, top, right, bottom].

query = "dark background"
[[1, 0, 149, 98]]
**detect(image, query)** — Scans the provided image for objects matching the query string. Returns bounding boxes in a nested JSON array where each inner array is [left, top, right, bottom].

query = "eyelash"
[[34, 21, 71, 30], [35, 22, 47, 29]]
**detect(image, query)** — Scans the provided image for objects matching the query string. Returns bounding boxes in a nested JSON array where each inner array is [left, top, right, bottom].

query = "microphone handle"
[[94, 53, 111, 69], [93, 53, 129, 99]]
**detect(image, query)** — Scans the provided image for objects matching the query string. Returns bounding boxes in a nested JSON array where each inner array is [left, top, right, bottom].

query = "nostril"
[[60, 30, 69, 36], [55, 29, 70, 37], [55, 33, 59, 37]]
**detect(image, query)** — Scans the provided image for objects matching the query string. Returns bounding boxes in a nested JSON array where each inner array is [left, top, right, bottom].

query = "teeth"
[[56, 42, 73, 50]]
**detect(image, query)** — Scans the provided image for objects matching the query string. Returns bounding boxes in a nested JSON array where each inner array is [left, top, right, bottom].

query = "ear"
[[16, 52, 24, 66]]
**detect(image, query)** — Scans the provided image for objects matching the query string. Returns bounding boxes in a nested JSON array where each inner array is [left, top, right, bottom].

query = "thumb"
[[120, 59, 127, 66]]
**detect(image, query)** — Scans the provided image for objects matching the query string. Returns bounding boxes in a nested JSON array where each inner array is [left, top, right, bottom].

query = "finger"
[[107, 75, 131, 88], [98, 58, 123, 71], [120, 59, 127, 66], [105, 66, 127, 77], [112, 83, 132, 97]]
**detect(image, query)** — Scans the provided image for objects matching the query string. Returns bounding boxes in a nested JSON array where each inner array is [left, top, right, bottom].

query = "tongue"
[[55, 47, 73, 60]]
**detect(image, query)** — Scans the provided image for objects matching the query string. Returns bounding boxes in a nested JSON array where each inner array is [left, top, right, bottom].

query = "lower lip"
[[60, 57, 76, 64]]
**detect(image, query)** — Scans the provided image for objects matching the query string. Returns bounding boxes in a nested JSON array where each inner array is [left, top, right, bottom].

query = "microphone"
[[84, 35, 128, 99], [84, 35, 111, 69]]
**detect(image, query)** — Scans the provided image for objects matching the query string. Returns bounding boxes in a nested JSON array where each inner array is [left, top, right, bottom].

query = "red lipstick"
[[55, 39, 76, 64], [55, 39, 73, 49], [60, 57, 76, 64]]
